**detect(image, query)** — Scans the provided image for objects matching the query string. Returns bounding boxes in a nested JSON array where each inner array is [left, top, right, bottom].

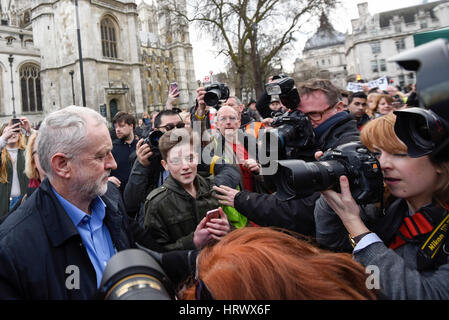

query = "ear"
[[335, 101, 345, 112], [161, 159, 168, 172], [50, 153, 73, 179]]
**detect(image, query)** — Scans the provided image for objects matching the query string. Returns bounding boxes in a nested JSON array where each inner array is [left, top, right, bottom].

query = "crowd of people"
[[0, 65, 448, 301]]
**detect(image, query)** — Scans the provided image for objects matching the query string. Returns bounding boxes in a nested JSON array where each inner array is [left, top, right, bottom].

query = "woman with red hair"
[[179, 227, 377, 300]]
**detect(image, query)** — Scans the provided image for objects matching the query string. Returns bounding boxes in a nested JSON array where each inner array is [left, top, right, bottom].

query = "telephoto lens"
[[98, 249, 174, 300], [273, 142, 384, 205]]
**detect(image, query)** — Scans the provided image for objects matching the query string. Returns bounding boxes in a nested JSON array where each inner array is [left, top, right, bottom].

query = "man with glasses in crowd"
[[123, 110, 185, 220], [213, 79, 360, 237]]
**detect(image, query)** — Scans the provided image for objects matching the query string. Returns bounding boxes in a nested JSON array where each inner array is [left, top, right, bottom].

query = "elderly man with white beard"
[[0, 106, 135, 299]]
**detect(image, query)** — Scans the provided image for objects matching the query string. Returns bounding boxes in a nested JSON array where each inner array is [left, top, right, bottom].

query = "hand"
[[108, 176, 121, 188], [205, 207, 230, 241], [195, 87, 207, 117], [19, 117, 31, 135], [193, 217, 213, 249], [136, 138, 153, 167], [1, 123, 20, 142], [262, 118, 274, 127], [321, 175, 369, 237], [242, 158, 260, 174], [213, 185, 239, 207], [314, 150, 324, 161], [166, 87, 180, 110]]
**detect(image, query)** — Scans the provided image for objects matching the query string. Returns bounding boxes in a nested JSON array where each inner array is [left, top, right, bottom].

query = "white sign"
[[346, 76, 388, 92]]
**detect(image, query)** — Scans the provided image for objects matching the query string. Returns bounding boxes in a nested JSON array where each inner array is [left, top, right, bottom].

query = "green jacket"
[[143, 174, 219, 252], [0, 149, 29, 219]]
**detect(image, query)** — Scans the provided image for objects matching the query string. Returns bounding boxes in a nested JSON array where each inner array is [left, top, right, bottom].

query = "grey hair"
[[229, 96, 242, 105], [37, 106, 107, 179]]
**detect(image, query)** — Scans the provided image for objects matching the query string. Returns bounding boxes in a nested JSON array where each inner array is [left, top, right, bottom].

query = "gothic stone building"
[[0, 0, 197, 126]]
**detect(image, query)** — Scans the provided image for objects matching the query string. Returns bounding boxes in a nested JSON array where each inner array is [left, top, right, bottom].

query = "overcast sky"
[[137, 0, 430, 80]]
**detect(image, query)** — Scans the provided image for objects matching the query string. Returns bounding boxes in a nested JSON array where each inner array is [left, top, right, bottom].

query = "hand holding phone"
[[206, 208, 220, 222], [170, 82, 178, 93], [10, 118, 21, 133], [169, 82, 179, 98]]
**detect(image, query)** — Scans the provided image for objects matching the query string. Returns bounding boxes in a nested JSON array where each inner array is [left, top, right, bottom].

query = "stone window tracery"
[[20, 64, 42, 113], [101, 17, 118, 58]]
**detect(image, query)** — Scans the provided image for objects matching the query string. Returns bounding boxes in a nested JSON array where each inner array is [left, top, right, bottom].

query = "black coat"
[[0, 179, 134, 300], [233, 112, 360, 237]]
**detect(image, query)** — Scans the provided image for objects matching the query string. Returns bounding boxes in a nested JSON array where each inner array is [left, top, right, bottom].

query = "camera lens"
[[275, 160, 346, 200], [410, 115, 432, 143], [99, 249, 173, 300], [204, 90, 220, 106], [149, 130, 163, 147]]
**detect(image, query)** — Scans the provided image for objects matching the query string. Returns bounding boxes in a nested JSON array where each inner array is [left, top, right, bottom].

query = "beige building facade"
[[295, 1, 449, 90]]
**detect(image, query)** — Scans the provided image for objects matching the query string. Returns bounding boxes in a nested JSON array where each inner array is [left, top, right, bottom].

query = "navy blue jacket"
[[0, 179, 134, 299]]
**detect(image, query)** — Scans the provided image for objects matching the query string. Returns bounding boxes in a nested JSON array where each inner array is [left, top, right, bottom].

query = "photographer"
[[314, 113, 449, 299], [0, 117, 32, 218], [123, 110, 184, 219], [214, 79, 360, 236], [315, 39, 449, 299]]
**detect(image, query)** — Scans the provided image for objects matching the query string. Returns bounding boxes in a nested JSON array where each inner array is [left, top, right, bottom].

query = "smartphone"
[[170, 82, 179, 93], [206, 209, 220, 222], [11, 118, 21, 132]]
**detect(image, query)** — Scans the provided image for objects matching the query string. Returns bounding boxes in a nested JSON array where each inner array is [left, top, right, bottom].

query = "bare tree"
[[164, 0, 337, 98]]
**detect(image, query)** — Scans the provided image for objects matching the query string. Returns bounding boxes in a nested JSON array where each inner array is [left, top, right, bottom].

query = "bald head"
[[216, 105, 241, 136]]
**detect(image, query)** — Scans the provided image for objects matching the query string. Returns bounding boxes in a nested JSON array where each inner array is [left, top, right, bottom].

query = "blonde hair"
[[367, 94, 393, 118], [0, 123, 27, 183], [361, 113, 449, 206], [24, 131, 40, 180], [360, 113, 407, 154]]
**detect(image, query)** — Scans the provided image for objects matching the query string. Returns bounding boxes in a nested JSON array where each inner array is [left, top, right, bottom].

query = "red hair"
[[180, 227, 377, 300]]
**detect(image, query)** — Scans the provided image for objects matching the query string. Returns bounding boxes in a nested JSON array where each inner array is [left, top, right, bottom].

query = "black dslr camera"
[[204, 83, 230, 107], [265, 75, 300, 110], [143, 130, 164, 161], [263, 110, 315, 160], [273, 142, 384, 205], [261, 76, 315, 159], [389, 39, 449, 162]]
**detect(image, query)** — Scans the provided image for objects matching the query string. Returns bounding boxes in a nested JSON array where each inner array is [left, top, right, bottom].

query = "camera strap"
[[388, 204, 449, 271], [417, 206, 449, 270]]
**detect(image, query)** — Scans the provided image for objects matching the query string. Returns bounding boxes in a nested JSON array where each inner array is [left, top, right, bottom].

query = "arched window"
[[20, 64, 42, 113], [101, 17, 118, 58]]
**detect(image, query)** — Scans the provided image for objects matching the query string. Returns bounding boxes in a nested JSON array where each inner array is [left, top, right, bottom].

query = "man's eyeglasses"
[[157, 122, 185, 131], [218, 116, 238, 122], [304, 102, 338, 121]]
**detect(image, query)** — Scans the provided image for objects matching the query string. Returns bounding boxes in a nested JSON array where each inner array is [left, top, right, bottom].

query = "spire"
[[304, 12, 345, 51], [318, 12, 334, 33]]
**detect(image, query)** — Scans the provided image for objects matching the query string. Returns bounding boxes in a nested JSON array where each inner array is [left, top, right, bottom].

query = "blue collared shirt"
[[52, 188, 116, 288]]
